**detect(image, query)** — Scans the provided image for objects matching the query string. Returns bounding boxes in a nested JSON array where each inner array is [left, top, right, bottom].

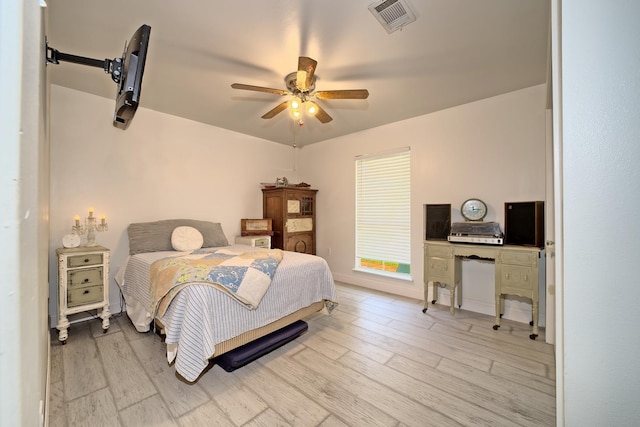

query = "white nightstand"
[[235, 235, 271, 249], [56, 245, 110, 344]]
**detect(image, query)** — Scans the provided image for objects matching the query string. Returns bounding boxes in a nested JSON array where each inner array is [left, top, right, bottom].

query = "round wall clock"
[[461, 198, 488, 221], [62, 233, 81, 248]]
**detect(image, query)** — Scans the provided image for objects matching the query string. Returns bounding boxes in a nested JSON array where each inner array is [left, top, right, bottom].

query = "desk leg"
[[431, 281, 439, 304], [530, 300, 539, 340], [449, 284, 456, 315], [422, 281, 430, 313], [424, 281, 457, 315], [493, 294, 502, 330]]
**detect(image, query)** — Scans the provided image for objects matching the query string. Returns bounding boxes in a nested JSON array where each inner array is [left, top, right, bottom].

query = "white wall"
[[49, 85, 299, 325], [561, 1, 640, 425], [300, 85, 547, 323], [0, 1, 49, 426]]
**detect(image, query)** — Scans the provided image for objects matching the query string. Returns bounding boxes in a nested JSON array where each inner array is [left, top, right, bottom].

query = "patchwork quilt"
[[149, 248, 283, 317]]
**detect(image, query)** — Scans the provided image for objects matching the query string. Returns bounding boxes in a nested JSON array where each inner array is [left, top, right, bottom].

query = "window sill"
[[352, 267, 413, 282]]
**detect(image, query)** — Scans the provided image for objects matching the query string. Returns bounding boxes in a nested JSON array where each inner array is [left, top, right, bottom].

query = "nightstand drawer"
[[68, 253, 103, 268], [68, 267, 103, 289], [235, 235, 271, 248], [68, 285, 104, 307], [252, 237, 271, 248]]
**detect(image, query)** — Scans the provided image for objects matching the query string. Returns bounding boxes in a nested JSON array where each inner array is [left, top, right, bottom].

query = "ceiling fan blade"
[[231, 83, 288, 96], [297, 56, 317, 91], [314, 104, 333, 123], [315, 89, 369, 100], [261, 101, 289, 119]]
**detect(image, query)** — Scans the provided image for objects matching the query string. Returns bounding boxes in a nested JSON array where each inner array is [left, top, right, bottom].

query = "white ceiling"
[[46, 0, 550, 146]]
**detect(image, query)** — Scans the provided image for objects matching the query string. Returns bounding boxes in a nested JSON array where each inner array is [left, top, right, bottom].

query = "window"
[[355, 147, 411, 278]]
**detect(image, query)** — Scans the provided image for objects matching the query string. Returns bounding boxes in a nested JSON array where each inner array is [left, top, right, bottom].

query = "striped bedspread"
[[115, 245, 338, 381]]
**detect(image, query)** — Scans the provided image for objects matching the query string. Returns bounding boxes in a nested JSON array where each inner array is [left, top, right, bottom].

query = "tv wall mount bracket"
[[46, 40, 123, 84]]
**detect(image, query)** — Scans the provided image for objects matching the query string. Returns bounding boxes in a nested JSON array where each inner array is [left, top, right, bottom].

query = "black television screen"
[[113, 24, 151, 129]]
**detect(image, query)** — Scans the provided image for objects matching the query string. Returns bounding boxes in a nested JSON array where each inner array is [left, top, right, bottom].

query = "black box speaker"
[[425, 204, 451, 240], [504, 201, 544, 247]]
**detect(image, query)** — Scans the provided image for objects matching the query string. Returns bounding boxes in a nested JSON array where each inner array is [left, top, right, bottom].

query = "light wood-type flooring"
[[48, 282, 556, 426]]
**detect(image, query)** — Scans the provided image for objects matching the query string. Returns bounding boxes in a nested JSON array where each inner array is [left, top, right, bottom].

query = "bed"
[[115, 219, 338, 382]]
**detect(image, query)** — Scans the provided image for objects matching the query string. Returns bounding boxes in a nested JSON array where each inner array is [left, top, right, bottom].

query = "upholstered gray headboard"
[[127, 219, 229, 255]]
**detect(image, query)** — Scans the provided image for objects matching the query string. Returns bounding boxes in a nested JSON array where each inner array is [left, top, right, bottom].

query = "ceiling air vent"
[[368, 0, 417, 34]]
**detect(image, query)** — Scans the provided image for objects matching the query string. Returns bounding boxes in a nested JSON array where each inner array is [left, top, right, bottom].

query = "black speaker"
[[425, 204, 451, 240], [504, 201, 544, 247]]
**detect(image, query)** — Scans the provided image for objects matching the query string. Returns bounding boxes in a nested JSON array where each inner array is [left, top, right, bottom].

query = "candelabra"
[[73, 208, 108, 247]]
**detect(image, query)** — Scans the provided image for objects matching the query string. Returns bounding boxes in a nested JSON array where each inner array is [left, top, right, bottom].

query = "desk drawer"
[[499, 265, 535, 292], [500, 250, 538, 266], [427, 257, 452, 279], [427, 245, 453, 258], [68, 267, 103, 289], [68, 285, 104, 307], [67, 253, 103, 268]]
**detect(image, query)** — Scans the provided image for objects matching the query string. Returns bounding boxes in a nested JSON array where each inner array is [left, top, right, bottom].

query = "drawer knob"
[[84, 258, 90, 263], [83, 278, 89, 283], [83, 290, 89, 295]]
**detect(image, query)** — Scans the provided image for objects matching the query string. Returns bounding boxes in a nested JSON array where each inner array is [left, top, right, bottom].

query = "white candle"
[[88, 207, 94, 218], [100, 215, 106, 225], [74, 215, 80, 226]]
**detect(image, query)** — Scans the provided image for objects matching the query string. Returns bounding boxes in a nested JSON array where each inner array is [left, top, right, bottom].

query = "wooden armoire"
[[262, 187, 317, 254]]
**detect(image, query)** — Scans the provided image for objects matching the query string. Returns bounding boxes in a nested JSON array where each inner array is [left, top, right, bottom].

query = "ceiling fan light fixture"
[[289, 98, 302, 118], [289, 97, 302, 110], [306, 101, 318, 116]]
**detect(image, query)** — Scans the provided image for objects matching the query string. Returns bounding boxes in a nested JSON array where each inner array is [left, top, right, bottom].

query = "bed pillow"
[[128, 219, 229, 255], [171, 226, 204, 252]]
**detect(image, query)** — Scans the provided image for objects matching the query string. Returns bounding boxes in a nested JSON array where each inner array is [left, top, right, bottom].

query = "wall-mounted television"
[[113, 25, 151, 129], [46, 24, 151, 130]]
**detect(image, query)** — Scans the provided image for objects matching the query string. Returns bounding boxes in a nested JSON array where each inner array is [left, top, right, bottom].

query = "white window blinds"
[[355, 147, 411, 276]]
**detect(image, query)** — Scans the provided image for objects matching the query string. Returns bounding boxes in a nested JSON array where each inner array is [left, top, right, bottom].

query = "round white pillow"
[[171, 226, 204, 252]]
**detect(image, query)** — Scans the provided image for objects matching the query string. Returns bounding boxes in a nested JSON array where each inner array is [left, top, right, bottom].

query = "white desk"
[[423, 240, 543, 339]]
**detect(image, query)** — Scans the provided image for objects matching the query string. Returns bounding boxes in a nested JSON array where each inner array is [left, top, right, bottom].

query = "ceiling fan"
[[231, 56, 369, 124]]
